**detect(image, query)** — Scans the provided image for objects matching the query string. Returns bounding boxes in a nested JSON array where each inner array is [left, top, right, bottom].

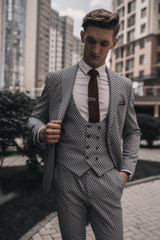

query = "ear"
[[80, 30, 84, 42], [111, 38, 118, 49]]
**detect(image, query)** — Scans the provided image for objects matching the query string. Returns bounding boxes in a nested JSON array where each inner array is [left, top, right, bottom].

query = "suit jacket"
[[28, 63, 141, 193]]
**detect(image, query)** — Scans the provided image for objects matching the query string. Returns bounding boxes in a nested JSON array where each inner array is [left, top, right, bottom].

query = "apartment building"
[[112, 0, 160, 117], [72, 36, 83, 65], [24, 0, 51, 97], [49, 9, 74, 71], [0, 1, 83, 97], [0, 0, 26, 90]]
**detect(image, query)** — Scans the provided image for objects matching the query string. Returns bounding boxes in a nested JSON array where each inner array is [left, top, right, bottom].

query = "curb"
[[19, 212, 57, 240], [126, 175, 160, 187], [20, 175, 160, 240]]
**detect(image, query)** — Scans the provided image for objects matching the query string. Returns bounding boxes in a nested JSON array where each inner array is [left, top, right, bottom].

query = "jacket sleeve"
[[28, 73, 50, 144], [121, 84, 141, 177]]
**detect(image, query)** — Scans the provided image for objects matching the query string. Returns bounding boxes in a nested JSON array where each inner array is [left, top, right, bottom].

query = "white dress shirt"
[[73, 59, 109, 122]]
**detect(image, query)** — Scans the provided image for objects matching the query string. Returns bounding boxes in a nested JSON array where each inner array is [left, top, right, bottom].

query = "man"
[[29, 9, 141, 240]]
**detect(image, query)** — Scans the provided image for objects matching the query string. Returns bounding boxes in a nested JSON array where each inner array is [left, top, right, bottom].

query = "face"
[[80, 26, 118, 68]]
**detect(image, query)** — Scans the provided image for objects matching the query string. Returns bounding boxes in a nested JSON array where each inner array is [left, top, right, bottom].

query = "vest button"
[[87, 124, 92, 128], [96, 146, 99, 150], [86, 156, 89, 160], [86, 145, 90, 149], [87, 134, 90, 138], [96, 136, 100, 140], [96, 157, 99, 161], [98, 126, 101, 130]]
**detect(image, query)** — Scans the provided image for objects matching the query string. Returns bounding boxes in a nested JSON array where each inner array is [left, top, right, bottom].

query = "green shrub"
[[137, 114, 160, 147], [0, 90, 43, 169]]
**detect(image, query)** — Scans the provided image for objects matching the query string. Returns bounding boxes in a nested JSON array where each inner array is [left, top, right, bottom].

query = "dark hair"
[[82, 9, 120, 39]]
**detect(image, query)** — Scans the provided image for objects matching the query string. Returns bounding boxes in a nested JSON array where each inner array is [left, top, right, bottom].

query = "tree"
[[137, 114, 160, 147], [0, 90, 43, 169]]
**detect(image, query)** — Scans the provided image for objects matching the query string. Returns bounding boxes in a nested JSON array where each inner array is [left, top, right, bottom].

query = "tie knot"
[[88, 69, 99, 78]]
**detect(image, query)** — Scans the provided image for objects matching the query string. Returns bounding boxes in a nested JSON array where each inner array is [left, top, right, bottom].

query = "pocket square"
[[119, 100, 126, 106]]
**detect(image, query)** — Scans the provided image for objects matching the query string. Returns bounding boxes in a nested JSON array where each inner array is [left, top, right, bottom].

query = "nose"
[[92, 43, 100, 55]]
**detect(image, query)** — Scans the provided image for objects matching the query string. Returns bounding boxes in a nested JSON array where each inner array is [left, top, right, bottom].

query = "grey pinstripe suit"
[[29, 63, 141, 239]]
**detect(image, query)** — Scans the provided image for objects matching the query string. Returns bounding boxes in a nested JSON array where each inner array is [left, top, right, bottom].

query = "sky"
[[51, 0, 112, 38]]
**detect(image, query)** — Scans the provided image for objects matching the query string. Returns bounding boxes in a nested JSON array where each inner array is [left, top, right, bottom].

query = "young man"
[[29, 9, 141, 240]]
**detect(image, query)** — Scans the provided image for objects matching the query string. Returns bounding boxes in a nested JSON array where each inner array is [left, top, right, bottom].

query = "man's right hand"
[[39, 120, 62, 144]]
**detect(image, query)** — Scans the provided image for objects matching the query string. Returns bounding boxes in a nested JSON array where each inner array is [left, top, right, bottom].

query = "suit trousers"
[[53, 164, 124, 240]]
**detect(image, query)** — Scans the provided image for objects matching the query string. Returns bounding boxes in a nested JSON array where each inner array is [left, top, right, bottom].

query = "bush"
[[0, 90, 43, 169], [137, 114, 160, 147]]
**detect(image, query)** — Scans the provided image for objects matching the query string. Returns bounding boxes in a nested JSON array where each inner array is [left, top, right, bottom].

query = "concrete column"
[[154, 104, 159, 117]]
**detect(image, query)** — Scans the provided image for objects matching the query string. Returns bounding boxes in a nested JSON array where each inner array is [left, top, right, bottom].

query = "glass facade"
[[1, 0, 26, 90]]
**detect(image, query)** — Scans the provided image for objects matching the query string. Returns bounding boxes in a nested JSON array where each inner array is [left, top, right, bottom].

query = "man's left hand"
[[120, 172, 129, 185]]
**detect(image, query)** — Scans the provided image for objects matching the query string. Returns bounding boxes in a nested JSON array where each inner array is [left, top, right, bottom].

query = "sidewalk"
[[2, 145, 160, 239], [21, 177, 160, 240]]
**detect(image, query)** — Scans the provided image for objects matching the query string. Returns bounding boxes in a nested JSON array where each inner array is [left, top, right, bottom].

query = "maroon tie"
[[88, 69, 100, 123]]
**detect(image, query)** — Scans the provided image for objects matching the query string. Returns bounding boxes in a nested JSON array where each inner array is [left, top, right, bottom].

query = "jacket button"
[[96, 157, 99, 161], [87, 134, 90, 138], [96, 146, 99, 150], [96, 136, 100, 140]]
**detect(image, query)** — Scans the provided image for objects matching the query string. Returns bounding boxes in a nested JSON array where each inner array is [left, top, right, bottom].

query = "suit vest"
[[55, 95, 114, 176]]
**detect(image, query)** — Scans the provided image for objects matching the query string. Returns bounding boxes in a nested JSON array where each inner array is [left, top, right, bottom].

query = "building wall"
[[35, 0, 51, 96], [112, 0, 160, 116], [24, 0, 38, 95], [0, 0, 2, 84]]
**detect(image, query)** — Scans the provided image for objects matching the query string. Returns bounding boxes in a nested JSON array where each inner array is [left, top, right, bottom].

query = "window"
[[140, 38, 146, 48], [128, 0, 136, 13], [116, 61, 123, 73], [120, 20, 124, 31], [117, 0, 123, 6], [141, 0, 146, 2], [158, 36, 160, 45], [118, 7, 124, 18], [127, 29, 135, 42], [159, 3, 160, 13], [141, 8, 147, 18], [157, 52, 160, 63], [141, 24, 146, 33], [126, 73, 133, 79], [139, 70, 144, 78], [118, 34, 124, 45], [126, 43, 135, 56], [140, 54, 145, 64], [127, 14, 135, 28], [126, 58, 134, 71], [116, 47, 124, 58]]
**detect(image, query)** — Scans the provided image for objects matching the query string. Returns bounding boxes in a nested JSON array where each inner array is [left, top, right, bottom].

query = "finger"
[[46, 122, 62, 130], [50, 120, 62, 125], [45, 128, 61, 135]]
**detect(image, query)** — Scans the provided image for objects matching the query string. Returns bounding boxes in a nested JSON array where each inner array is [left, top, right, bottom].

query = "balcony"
[[134, 86, 160, 102]]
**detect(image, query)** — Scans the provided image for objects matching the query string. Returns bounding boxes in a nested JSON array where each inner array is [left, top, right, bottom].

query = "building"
[[112, 0, 160, 117], [0, 0, 26, 91], [0, 0, 82, 97], [72, 36, 83, 65], [24, 0, 51, 97], [49, 10, 74, 71]]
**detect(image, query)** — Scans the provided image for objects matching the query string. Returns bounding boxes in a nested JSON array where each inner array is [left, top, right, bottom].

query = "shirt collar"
[[79, 58, 106, 77]]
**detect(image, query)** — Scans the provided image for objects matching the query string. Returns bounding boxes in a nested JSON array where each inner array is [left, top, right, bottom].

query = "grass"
[[0, 159, 160, 240]]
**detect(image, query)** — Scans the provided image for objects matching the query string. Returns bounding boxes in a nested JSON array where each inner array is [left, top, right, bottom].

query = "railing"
[[134, 85, 160, 97]]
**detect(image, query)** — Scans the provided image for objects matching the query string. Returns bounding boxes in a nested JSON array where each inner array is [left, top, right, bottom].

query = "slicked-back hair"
[[82, 9, 120, 39]]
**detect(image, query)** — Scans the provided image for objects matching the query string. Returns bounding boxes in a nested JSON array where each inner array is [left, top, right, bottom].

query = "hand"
[[119, 172, 129, 185], [39, 120, 62, 144]]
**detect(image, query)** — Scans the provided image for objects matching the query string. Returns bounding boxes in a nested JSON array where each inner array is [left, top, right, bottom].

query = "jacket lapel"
[[107, 67, 122, 135], [57, 64, 79, 121]]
